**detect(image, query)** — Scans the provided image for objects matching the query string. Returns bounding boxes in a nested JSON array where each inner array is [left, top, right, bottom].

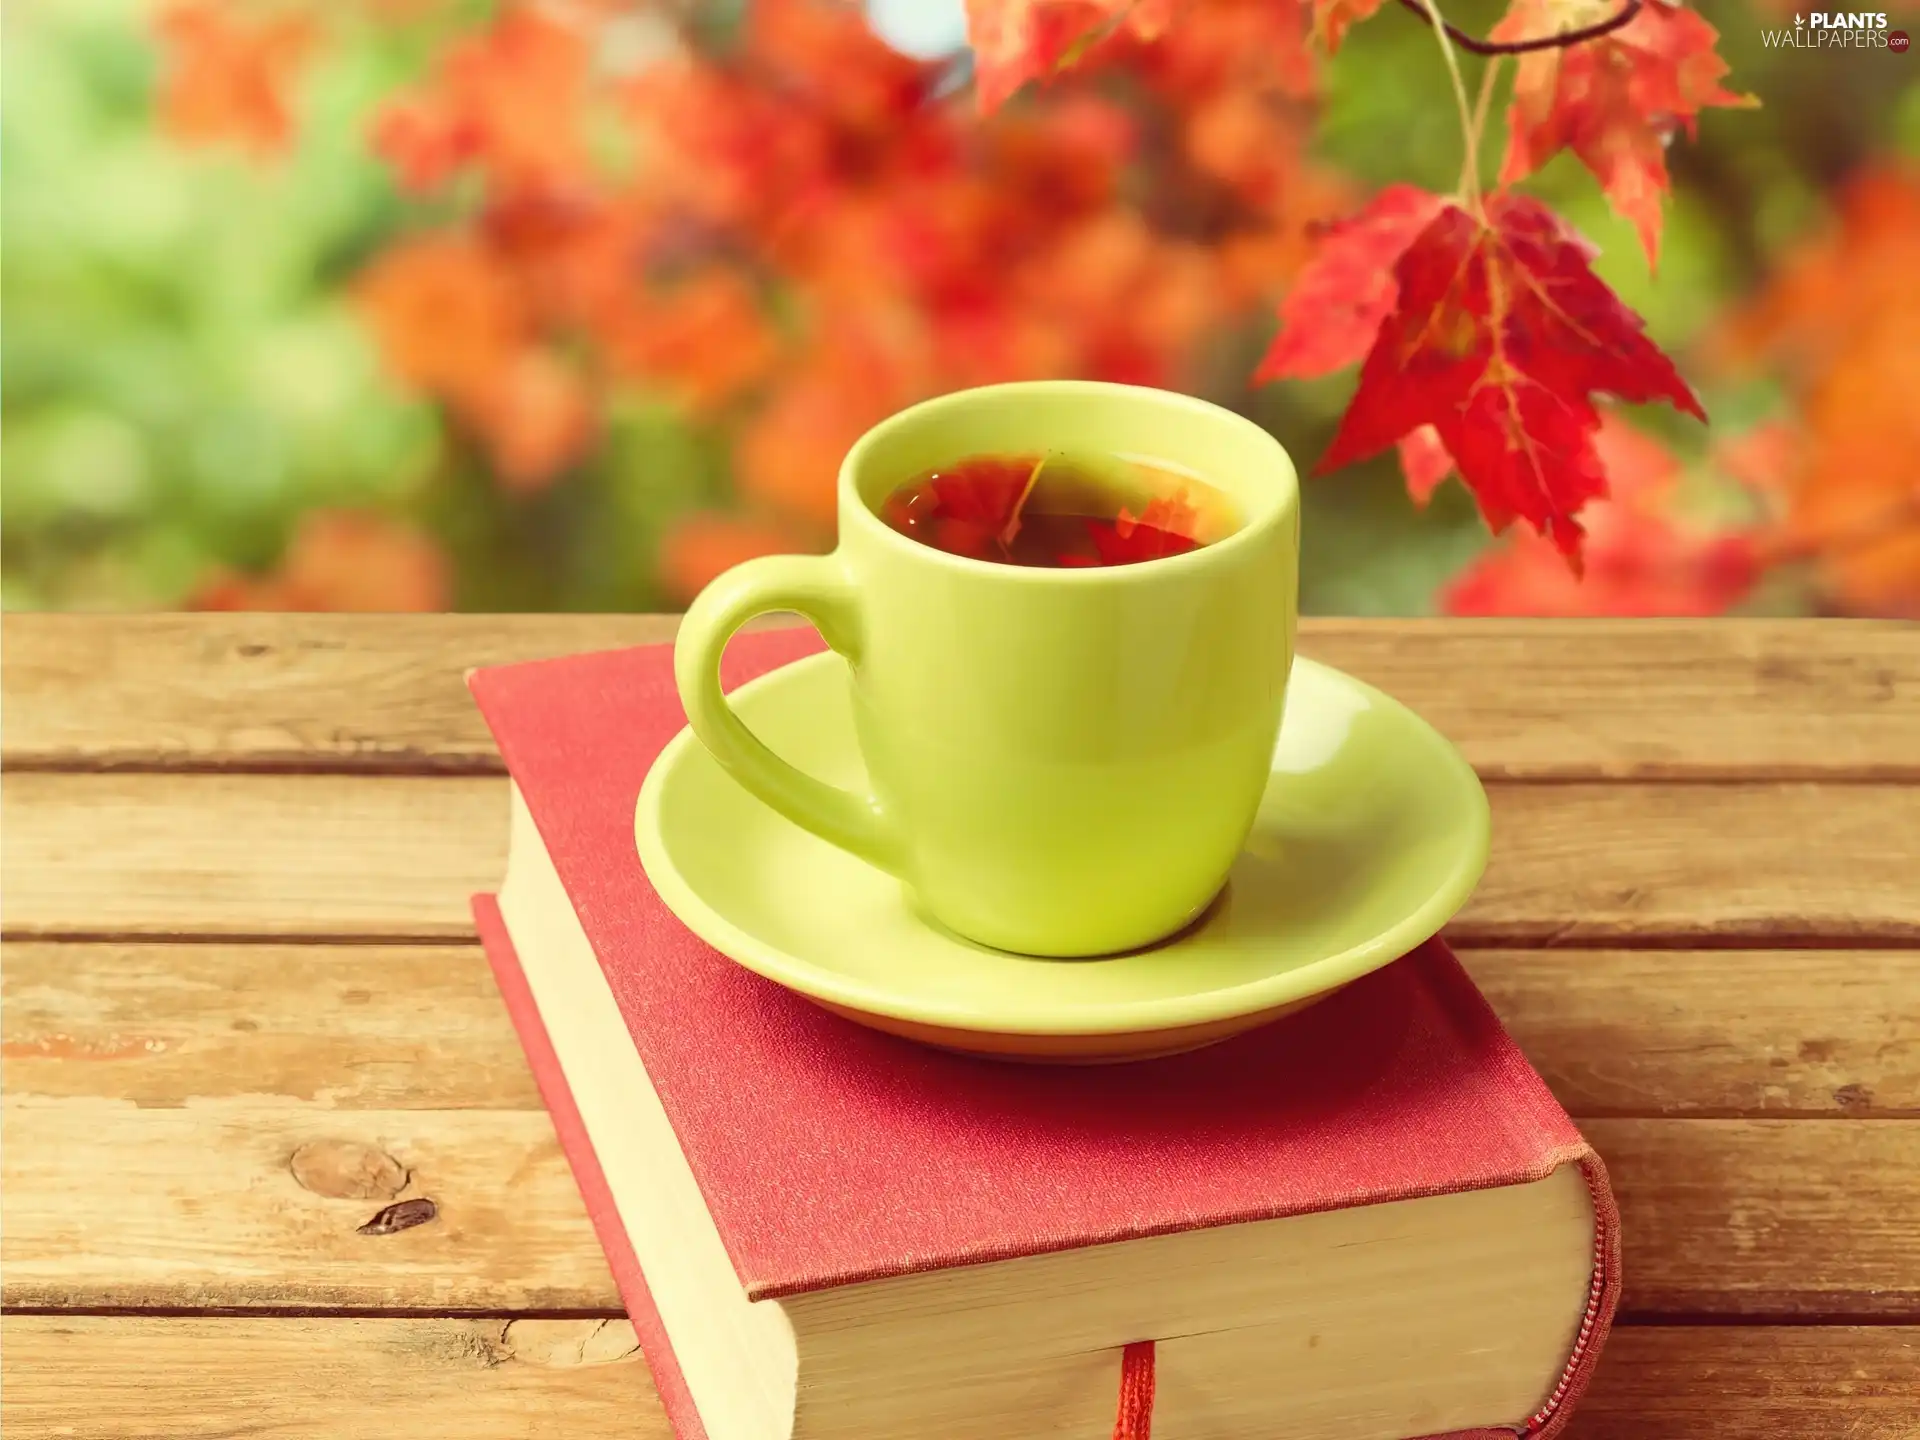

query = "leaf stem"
[[1417, 0, 1482, 215], [1467, 57, 1504, 197], [1393, 0, 1642, 55]]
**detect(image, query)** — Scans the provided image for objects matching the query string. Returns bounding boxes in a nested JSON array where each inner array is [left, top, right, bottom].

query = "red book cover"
[[469, 635, 1620, 1439]]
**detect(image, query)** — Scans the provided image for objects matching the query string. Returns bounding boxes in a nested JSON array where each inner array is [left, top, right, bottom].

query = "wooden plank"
[[2, 1317, 1913, 1439], [5, 615, 1916, 780], [8, 943, 1915, 1119], [4, 1103, 1913, 1315], [1592, 1118, 1920, 1317], [1569, 1326, 1920, 1439], [0, 1316, 665, 1439], [6, 772, 1918, 944], [0, 1103, 617, 1311], [1, 942, 538, 1110], [1462, 782, 1920, 947], [1464, 949, 1920, 1117], [0, 773, 506, 940], [0, 613, 681, 776]]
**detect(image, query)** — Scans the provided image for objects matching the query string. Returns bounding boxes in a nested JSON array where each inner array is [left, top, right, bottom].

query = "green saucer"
[[636, 652, 1489, 1062]]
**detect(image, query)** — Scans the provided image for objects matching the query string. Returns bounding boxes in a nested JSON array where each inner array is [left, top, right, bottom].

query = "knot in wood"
[[289, 1139, 407, 1200]]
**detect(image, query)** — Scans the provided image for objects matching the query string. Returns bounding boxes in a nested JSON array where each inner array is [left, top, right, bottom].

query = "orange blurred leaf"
[[354, 233, 593, 487], [658, 513, 813, 604], [1712, 165, 1920, 615], [373, 5, 592, 194], [193, 510, 450, 612], [155, 1, 316, 157], [1309, 0, 1389, 53], [965, 0, 1174, 110]]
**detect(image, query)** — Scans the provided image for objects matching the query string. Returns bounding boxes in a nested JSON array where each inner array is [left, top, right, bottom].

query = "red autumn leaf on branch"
[[1315, 193, 1705, 567], [965, 0, 1173, 110], [1253, 184, 1470, 506], [1255, 183, 1447, 382], [1496, 0, 1754, 268]]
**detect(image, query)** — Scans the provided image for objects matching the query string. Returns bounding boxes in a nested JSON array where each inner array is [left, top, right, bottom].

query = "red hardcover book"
[[470, 635, 1619, 1440]]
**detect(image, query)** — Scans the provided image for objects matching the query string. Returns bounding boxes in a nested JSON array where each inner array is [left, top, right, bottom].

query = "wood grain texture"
[[3, 768, 1920, 948], [1, 942, 538, 1110], [4, 616, 1916, 1433], [7, 942, 1913, 1118], [1462, 782, 1920, 946], [1, 1103, 615, 1311], [6, 614, 1916, 779], [2, 1317, 1911, 1440], [0, 773, 506, 940], [1463, 949, 1920, 1117], [1592, 1118, 1920, 1317], [1568, 1326, 1920, 1439], [3, 1102, 1910, 1315], [0, 613, 681, 775], [6, 772, 1918, 944], [0, 1316, 665, 1439]]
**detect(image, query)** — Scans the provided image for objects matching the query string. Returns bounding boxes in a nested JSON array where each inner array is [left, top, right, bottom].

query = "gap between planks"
[[2, 1303, 1914, 1327]]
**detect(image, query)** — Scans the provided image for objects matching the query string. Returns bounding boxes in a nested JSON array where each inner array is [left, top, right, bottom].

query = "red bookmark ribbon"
[[1112, 1340, 1156, 1440]]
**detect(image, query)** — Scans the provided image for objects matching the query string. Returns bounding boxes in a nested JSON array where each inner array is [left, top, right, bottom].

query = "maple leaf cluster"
[[150, 0, 1777, 614], [970, 0, 1755, 587]]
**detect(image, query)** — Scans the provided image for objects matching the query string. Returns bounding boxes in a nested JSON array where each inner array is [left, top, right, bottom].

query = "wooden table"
[[3, 615, 1917, 1437]]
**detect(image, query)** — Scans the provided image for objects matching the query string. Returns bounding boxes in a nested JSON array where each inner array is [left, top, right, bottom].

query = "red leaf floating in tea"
[[882, 454, 1215, 568], [1088, 494, 1203, 565]]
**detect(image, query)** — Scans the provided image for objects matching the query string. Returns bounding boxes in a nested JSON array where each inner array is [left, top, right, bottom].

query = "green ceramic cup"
[[674, 380, 1300, 957]]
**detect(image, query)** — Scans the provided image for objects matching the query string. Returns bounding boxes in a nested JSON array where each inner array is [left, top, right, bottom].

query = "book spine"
[[1523, 1155, 1621, 1439], [473, 894, 712, 1440]]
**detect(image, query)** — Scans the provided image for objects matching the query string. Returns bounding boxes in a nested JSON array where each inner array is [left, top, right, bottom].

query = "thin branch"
[[1394, 0, 1642, 55]]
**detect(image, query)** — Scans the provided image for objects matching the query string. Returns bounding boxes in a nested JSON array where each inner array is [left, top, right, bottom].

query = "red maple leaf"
[[1318, 193, 1706, 567], [1255, 184, 1447, 382], [965, 0, 1173, 111], [1495, 0, 1754, 268]]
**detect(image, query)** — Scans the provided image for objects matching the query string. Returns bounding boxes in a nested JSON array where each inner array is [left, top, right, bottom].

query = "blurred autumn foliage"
[[4, 0, 1918, 617]]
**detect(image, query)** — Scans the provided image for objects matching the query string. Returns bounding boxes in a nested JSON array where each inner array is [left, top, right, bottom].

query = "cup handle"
[[674, 554, 905, 878]]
